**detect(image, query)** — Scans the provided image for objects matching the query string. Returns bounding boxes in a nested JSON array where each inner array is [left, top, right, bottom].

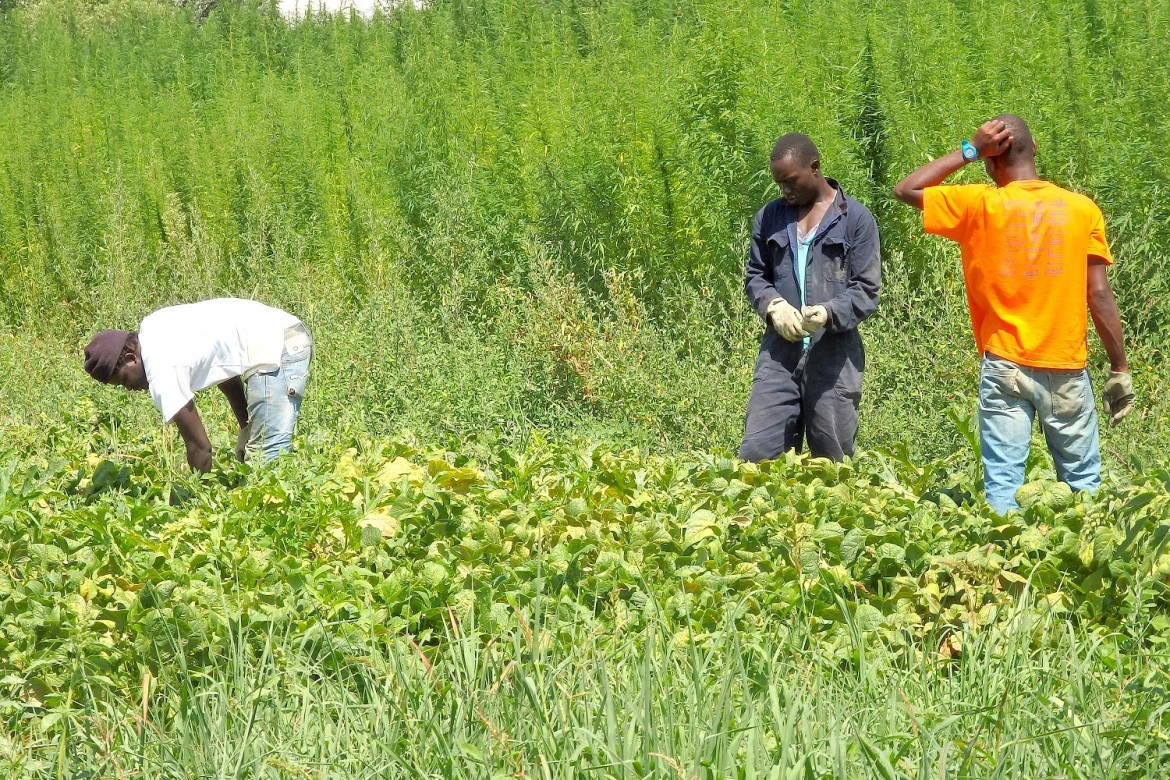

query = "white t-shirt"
[[139, 299, 300, 422]]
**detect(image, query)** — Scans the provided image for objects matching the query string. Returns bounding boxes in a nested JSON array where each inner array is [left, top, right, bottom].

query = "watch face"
[[962, 143, 978, 161]]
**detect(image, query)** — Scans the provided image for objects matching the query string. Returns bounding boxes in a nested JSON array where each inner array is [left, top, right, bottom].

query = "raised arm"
[[171, 400, 212, 472], [892, 120, 1013, 210]]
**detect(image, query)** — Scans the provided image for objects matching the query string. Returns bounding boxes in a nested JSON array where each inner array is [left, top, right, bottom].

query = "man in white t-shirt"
[[83, 298, 313, 472]]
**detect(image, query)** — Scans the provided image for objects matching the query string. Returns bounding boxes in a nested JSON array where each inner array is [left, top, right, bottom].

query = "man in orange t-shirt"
[[893, 115, 1134, 512]]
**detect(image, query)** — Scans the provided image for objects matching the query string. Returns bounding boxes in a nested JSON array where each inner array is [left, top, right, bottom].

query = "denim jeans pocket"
[[979, 363, 1020, 412], [1049, 371, 1088, 420], [280, 323, 312, 399], [283, 324, 312, 361]]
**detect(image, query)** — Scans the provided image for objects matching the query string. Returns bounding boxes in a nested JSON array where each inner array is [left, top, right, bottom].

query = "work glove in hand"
[[235, 423, 251, 462], [800, 305, 828, 335], [767, 297, 805, 342], [1102, 371, 1135, 426]]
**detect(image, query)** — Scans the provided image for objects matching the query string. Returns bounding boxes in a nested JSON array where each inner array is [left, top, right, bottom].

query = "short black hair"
[[771, 133, 820, 167], [992, 114, 1035, 162]]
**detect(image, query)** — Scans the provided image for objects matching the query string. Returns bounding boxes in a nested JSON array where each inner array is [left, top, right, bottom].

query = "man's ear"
[[121, 345, 141, 368]]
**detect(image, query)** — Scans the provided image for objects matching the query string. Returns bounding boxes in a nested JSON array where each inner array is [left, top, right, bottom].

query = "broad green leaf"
[[853, 604, 883, 632], [840, 529, 867, 565]]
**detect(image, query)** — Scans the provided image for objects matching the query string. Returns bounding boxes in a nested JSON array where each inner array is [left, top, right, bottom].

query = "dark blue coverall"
[[739, 179, 881, 462]]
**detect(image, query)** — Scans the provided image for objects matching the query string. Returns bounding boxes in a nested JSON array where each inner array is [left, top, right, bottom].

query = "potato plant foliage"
[[3, 424, 1168, 733]]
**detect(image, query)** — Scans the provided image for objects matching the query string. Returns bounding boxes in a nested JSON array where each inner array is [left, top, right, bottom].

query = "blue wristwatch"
[[960, 140, 979, 162]]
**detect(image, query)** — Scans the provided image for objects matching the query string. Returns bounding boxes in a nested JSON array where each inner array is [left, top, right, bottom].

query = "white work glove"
[[767, 297, 806, 342], [235, 423, 251, 462], [1102, 372, 1135, 426], [800, 305, 829, 335]]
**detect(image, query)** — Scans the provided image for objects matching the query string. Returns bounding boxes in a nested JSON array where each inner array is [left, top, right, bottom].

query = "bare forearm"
[[1087, 263, 1129, 373], [218, 377, 249, 427], [1089, 290, 1129, 373], [172, 401, 213, 473], [894, 120, 1013, 209], [893, 150, 968, 210]]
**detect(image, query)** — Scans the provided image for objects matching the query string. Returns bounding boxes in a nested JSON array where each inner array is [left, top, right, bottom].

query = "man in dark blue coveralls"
[[739, 133, 881, 462]]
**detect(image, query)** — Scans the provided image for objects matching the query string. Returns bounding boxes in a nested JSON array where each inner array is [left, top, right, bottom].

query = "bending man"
[[83, 298, 312, 472], [740, 133, 881, 462], [892, 115, 1134, 512]]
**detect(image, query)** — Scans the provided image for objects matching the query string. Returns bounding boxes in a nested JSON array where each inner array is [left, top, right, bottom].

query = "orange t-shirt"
[[923, 180, 1112, 370]]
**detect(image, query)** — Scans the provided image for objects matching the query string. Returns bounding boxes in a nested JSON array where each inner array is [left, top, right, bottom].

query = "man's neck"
[[998, 164, 1041, 185], [817, 179, 836, 202], [797, 181, 835, 214]]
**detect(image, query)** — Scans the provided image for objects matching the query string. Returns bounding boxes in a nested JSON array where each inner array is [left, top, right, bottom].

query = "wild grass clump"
[[5, 601, 1167, 778]]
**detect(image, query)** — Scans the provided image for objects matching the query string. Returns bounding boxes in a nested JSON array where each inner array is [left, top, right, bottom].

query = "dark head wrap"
[[83, 330, 132, 383]]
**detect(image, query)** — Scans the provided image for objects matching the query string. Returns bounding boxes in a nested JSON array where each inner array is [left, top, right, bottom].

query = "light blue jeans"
[[245, 322, 312, 462], [978, 353, 1101, 513]]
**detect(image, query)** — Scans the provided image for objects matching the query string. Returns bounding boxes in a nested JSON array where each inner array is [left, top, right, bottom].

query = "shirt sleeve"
[[744, 204, 781, 319], [147, 364, 195, 423], [822, 203, 880, 332], [1086, 205, 1113, 264], [923, 184, 984, 241]]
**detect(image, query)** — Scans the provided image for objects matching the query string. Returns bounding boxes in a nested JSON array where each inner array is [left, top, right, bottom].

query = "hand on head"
[[973, 119, 1013, 158]]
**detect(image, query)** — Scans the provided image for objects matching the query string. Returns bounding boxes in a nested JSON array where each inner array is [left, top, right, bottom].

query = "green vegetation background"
[[2, 2, 1170, 776], [2, 0, 1169, 475]]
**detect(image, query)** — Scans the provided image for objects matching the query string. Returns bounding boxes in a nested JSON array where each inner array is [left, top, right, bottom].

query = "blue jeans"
[[978, 353, 1100, 513], [245, 322, 312, 462]]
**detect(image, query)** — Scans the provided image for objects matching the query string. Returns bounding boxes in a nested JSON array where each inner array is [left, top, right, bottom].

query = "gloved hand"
[[235, 423, 251, 462], [800, 305, 829, 335], [767, 297, 805, 342], [1102, 371, 1135, 426]]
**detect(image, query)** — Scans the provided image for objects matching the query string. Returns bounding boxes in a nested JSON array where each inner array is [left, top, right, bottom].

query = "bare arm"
[[893, 150, 968, 210], [1087, 260, 1129, 373], [171, 400, 212, 472], [892, 120, 1013, 209], [217, 377, 249, 428]]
